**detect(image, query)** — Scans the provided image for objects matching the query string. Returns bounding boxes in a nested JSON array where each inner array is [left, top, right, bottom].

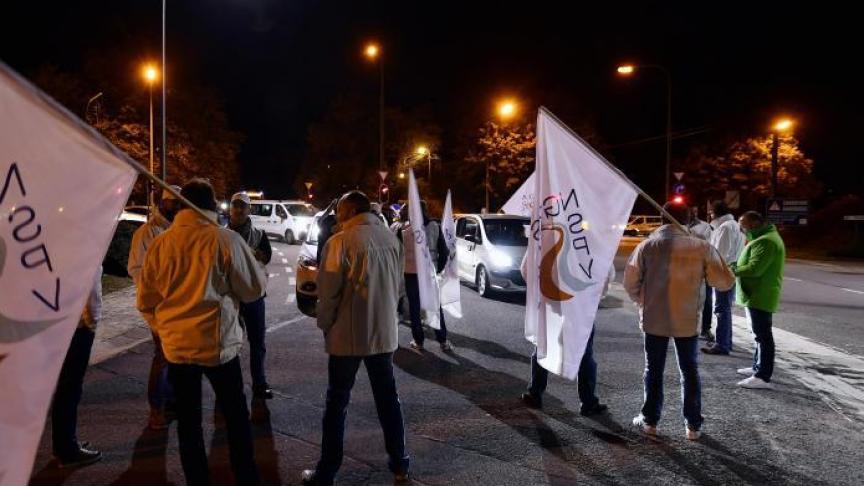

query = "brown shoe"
[[148, 409, 168, 430]]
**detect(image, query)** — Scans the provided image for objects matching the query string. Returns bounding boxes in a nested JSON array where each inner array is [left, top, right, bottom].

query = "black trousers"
[[168, 357, 260, 486], [51, 327, 96, 458]]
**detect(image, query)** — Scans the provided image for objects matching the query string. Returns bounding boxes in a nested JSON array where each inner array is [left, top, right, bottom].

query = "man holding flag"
[[523, 108, 637, 390]]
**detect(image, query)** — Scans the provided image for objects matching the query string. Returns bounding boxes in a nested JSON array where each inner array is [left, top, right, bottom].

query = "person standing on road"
[[302, 191, 410, 486], [520, 264, 615, 416], [702, 200, 747, 356], [734, 211, 786, 389], [398, 202, 453, 352], [623, 202, 735, 440], [138, 178, 266, 486], [227, 192, 273, 399], [127, 185, 181, 430], [50, 267, 103, 469], [688, 208, 716, 343]]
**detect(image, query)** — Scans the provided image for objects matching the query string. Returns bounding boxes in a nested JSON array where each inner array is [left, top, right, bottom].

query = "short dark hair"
[[711, 200, 730, 217], [339, 190, 371, 217], [662, 201, 691, 226], [181, 178, 217, 212], [740, 210, 765, 225]]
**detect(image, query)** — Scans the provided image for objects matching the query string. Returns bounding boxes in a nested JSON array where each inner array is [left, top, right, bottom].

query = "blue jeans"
[[701, 284, 713, 334], [240, 297, 268, 389], [713, 285, 735, 353], [51, 327, 95, 458], [748, 308, 775, 382], [148, 331, 174, 412], [168, 357, 260, 486], [316, 353, 409, 481], [405, 273, 447, 345], [641, 334, 703, 429], [527, 328, 599, 408]]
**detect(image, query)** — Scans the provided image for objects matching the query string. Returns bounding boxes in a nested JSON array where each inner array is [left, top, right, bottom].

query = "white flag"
[[525, 108, 637, 379], [407, 169, 441, 329], [0, 63, 137, 485], [501, 171, 536, 217], [439, 190, 461, 318]]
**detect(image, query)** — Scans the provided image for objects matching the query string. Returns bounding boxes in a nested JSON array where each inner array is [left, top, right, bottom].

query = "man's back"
[[137, 209, 265, 366], [624, 225, 734, 337], [317, 212, 402, 356]]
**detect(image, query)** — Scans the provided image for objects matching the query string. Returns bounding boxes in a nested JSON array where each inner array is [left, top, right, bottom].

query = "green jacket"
[[734, 224, 786, 312]]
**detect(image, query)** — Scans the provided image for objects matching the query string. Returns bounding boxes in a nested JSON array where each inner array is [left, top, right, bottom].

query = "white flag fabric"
[[0, 63, 137, 485], [407, 169, 441, 329], [501, 171, 536, 217], [524, 108, 637, 379], [439, 190, 462, 318]]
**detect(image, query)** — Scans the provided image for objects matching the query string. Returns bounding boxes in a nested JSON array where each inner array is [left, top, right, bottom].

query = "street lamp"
[[617, 63, 672, 202], [770, 117, 795, 198], [364, 41, 384, 171], [141, 63, 159, 210], [416, 145, 433, 183], [484, 98, 519, 211]]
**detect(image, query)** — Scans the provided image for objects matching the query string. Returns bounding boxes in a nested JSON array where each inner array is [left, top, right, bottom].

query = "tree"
[[466, 120, 536, 210], [679, 134, 820, 208]]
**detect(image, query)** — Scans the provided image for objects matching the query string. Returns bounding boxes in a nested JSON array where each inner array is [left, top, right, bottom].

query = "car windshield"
[[288, 204, 316, 217], [483, 218, 529, 246]]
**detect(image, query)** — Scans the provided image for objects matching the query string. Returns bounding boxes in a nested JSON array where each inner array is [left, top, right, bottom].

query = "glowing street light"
[[141, 63, 160, 210], [617, 64, 635, 75], [497, 99, 517, 120], [773, 118, 794, 132], [364, 42, 380, 60], [415, 145, 429, 156], [142, 64, 159, 84]]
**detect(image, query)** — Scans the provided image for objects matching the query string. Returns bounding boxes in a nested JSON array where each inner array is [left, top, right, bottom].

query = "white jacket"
[[127, 209, 171, 283], [709, 214, 746, 266], [137, 209, 266, 366]]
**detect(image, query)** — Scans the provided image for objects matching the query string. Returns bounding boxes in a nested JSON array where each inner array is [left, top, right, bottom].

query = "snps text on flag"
[[530, 188, 594, 280], [2, 162, 61, 312]]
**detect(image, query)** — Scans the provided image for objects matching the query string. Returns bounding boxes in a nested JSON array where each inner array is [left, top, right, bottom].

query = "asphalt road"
[[29, 240, 864, 485]]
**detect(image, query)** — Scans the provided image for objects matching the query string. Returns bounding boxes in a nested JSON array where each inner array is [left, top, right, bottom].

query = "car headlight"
[[489, 248, 513, 268]]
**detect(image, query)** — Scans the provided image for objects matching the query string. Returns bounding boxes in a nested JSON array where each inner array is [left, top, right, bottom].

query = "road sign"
[[844, 215, 864, 221], [378, 170, 388, 181], [673, 172, 684, 181], [766, 198, 809, 226], [724, 190, 740, 209], [304, 181, 313, 190], [673, 183, 685, 194]]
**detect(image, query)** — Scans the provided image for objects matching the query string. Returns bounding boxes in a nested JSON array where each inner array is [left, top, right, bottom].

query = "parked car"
[[624, 215, 662, 236], [454, 214, 529, 297], [295, 210, 325, 317], [249, 199, 317, 244]]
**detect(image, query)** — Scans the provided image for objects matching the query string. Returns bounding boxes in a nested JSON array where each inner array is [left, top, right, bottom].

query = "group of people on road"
[[47, 177, 786, 485]]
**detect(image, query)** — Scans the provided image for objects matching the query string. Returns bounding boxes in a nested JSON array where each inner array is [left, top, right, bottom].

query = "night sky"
[[3, 1, 861, 201]]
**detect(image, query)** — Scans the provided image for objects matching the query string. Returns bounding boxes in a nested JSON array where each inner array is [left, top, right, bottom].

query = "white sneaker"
[[685, 426, 701, 441], [737, 376, 773, 389], [632, 415, 657, 436], [737, 367, 755, 376], [409, 340, 424, 351]]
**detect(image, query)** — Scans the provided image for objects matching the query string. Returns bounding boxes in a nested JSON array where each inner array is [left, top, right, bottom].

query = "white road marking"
[[286, 267, 293, 274], [286, 293, 296, 303], [732, 314, 864, 424], [289, 277, 296, 286], [266, 314, 308, 334], [842, 288, 864, 295], [281, 258, 288, 264], [784, 277, 803, 282]]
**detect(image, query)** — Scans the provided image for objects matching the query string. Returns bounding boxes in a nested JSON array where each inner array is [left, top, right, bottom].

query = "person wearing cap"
[[228, 191, 274, 399], [128, 185, 182, 430]]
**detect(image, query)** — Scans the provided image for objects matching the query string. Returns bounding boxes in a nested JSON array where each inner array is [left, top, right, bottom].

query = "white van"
[[249, 200, 317, 244], [454, 214, 529, 297]]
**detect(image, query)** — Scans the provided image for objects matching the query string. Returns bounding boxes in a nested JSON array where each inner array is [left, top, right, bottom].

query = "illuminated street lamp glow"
[[415, 145, 429, 156], [497, 100, 517, 120], [364, 42, 380, 60], [617, 64, 635, 75], [399, 172, 405, 179], [142, 64, 159, 84], [773, 118, 794, 132]]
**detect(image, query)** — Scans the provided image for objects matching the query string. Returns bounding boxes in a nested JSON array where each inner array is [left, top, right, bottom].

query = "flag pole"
[[0, 61, 216, 226], [538, 106, 687, 232]]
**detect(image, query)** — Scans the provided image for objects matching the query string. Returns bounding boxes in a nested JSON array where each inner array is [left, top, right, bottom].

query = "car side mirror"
[[464, 234, 476, 244]]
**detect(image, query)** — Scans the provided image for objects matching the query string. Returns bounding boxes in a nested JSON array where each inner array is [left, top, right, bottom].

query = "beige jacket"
[[79, 266, 103, 331], [623, 225, 735, 337], [127, 209, 171, 283], [137, 209, 266, 366], [317, 212, 403, 356]]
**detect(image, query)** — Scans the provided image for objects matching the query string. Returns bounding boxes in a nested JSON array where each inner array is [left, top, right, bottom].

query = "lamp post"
[[489, 99, 518, 211], [416, 145, 432, 183], [617, 64, 672, 201], [771, 118, 795, 198], [142, 64, 159, 209], [364, 42, 384, 170]]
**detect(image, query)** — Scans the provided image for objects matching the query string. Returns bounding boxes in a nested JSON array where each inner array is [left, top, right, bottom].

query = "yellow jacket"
[[137, 209, 266, 366]]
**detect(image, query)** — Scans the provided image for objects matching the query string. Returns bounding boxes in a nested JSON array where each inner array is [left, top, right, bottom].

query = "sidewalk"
[[91, 280, 152, 365]]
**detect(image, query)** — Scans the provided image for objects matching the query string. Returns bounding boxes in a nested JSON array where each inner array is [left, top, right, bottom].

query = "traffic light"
[[672, 195, 685, 204]]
